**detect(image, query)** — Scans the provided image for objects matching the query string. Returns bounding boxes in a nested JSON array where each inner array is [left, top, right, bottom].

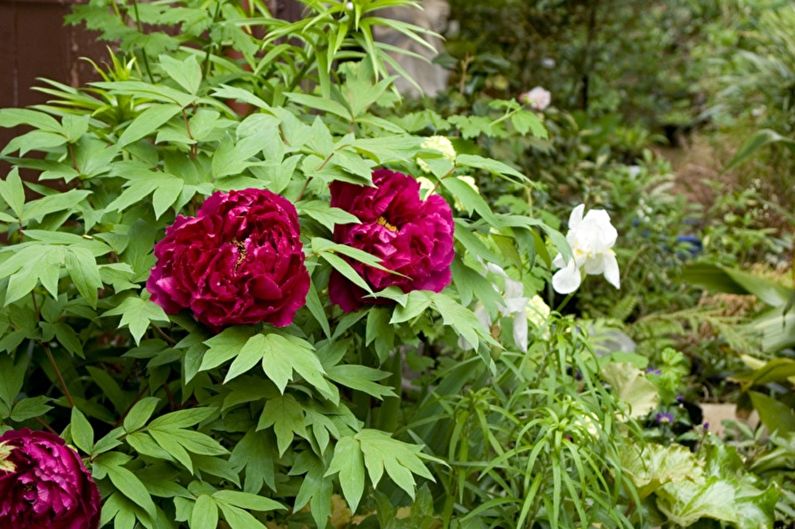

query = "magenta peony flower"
[[329, 169, 455, 312], [147, 188, 310, 329], [0, 429, 100, 529]]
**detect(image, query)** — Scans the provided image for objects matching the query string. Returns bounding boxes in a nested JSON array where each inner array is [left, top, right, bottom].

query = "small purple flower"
[[655, 412, 674, 425], [675, 395, 685, 404], [702, 422, 710, 431], [646, 367, 662, 376]]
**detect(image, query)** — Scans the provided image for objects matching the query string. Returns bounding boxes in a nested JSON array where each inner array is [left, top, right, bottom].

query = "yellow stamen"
[[0, 442, 16, 473], [234, 240, 247, 270], [376, 216, 397, 232]]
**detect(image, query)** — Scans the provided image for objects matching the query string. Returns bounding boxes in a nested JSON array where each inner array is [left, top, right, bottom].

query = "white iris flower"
[[468, 264, 550, 352], [552, 204, 620, 294]]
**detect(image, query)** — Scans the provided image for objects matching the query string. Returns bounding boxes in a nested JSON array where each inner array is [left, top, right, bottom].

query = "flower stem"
[[555, 292, 575, 313], [44, 344, 75, 408]]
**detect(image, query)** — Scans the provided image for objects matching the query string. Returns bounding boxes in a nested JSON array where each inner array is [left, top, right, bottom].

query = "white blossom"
[[418, 135, 456, 173], [552, 204, 620, 294]]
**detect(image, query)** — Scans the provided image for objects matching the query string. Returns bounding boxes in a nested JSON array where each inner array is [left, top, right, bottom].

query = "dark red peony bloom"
[[0, 429, 100, 529], [147, 188, 310, 329], [329, 169, 455, 312]]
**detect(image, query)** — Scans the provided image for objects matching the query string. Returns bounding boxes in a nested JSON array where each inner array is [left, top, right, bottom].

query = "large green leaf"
[[682, 262, 793, 308], [725, 129, 795, 172]]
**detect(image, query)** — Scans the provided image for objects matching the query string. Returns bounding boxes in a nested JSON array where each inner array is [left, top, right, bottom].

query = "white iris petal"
[[551, 204, 620, 294]]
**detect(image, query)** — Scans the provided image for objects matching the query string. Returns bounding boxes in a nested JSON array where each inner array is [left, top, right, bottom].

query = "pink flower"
[[0, 429, 100, 529], [329, 169, 455, 312], [147, 188, 310, 329], [519, 86, 552, 111]]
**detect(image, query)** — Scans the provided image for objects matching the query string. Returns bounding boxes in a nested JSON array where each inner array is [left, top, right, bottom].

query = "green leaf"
[[200, 327, 256, 372], [390, 290, 433, 324], [601, 362, 660, 419], [217, 503, 267, 529], [123, 397, 161, 433], [442, 176, 497, 223], [50, 322, 84, 357], [0, 168, 25, 219], [160, 55, 202, 95], [257, 394, 307, 456], [327, 436, 366, 511], [749, 391, 795, 435], [734, 358, 795, 389], [71, 407, 94, 453], [5, 260, 42, 305], [305, 281, 331, 339], [103, 295, 170, 345], [260, 334, 333, 398], [285, 92, 351, 120], [149, 407, 217, 430], [0, 354, 28, 407], [191, 495, 218, 529], [431, 293, 485, 351], [212, 491, 283, 512], [104, 462, 157, 518], [2, 130, 67, 156], [725, 129, 795, 172], [212, 134, 264, 178], [151, 178, 183, 219], [61, 114, 90, 143], [319, 252, 373, 294], [682, 263, 793, 308], [224, 334, 268, 383], [298, 201, 359, 231], [327, 365, 396, 400], [355, 429, 435, 499], [212, 85, 270, 110], [621, 443, 700, 499], [10, 396, 52, 422], [511, 110, 548, 138], [0, 108, 62, 133], [118, 104, 182, 148], [753, 307, 795, 353], [65, 247, 102, 308], [456, 154, 525, 180], [23, 189, 91, 224], [657, 478, 737, 527], [147, 428, 194, 472]]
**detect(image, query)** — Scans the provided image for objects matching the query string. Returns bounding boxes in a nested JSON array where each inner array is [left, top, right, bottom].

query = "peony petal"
[[552, 261, 581, 294]]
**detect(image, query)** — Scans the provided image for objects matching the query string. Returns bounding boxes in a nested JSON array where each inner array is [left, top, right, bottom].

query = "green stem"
[[131, 0, 154, 83], [377, 350, 402, 432], [44, 344, 75, 408], [556, 292, 576, 313], [202, 0, 225, 79]]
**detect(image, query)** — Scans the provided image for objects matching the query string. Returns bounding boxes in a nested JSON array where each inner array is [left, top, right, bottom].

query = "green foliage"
[[409, 316, 639, 529]]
